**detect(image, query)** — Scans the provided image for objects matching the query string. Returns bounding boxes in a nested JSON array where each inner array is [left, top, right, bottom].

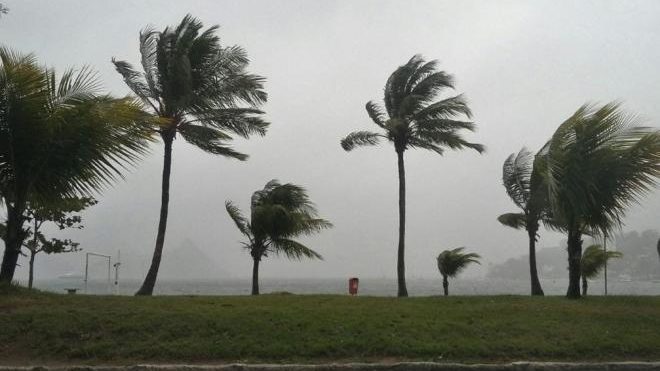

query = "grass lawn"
[[1, 286, 659, 364]]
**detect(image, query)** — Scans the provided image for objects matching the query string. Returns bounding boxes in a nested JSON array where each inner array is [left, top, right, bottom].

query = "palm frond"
[[179, 123, 247, 160], [269, 238, 323, 261], [502, 148, 533, 209], [497, 212, 527, 230], [225, 201, 251, 238], [340, 131, 383, 151], [365, 101, 386, 128]]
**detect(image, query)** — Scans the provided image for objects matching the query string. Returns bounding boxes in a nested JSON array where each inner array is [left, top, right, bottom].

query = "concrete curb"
[[2, 363, 660, 371]]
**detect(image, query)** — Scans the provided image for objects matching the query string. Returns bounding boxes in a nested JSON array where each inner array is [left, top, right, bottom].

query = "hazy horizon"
[[2, 0, 660, 286]]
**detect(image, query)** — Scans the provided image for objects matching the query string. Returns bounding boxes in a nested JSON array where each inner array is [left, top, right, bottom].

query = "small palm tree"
[[542, 102, 660, 299], [436, 247, 481, 296], [113, 15, 269, 295], [341, 55, 484, 297], [581, 244, 622, 296], [498, 148, 551, 296], [0, 48, 151, 282], [225, 180, 332, 295]]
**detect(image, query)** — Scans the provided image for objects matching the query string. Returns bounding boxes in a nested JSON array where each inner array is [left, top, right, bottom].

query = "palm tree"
[[113, 15, 269, 295], [581, 244, 622, 296], [542, 102, 660, 299], [0, 48, 152, 282], [340, 55, 484, 297], [497, 148, 550, 296], [436, 247, 480, 296], [225, 180, 332, 295]]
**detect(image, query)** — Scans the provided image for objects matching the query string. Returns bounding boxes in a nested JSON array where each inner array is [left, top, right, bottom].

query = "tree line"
[[1, 15, 659, 299]]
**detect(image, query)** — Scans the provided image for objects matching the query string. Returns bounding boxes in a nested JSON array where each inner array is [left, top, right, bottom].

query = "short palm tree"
[[225, 180, 332, 295], [340, 55, 484, 297], [497, 148, 551, 296], [0, 48, 151, 282], [542, 102, 660, 299], [436, 247, 480, 296], [581, 244, 622, 296], [113, 15, 269, 295]]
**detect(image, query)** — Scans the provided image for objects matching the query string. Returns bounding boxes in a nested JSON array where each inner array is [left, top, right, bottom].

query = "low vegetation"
[[2, 288, 660, 364]]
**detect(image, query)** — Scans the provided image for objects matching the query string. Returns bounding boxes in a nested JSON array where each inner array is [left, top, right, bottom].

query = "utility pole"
[[603, 231, 608, 296]]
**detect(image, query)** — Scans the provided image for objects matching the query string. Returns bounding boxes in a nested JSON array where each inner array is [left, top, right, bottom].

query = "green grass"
[[1, 286, 659, 364]]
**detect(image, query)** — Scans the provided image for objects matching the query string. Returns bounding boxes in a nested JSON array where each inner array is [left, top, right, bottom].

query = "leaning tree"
[[225, 180, 332, 295], [580, 244, 622, 296], [113, 15, 269, 295], [340, 55, 484, 297], [0, 48, 151, 283], [436, 247, 481, 296], [542, 102, 660, 299], [497, 148, 553, 296]]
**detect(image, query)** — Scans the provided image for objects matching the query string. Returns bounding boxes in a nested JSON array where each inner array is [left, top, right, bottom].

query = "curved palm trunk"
[[252, 256, 260, 295], [136, 133, 174, 296], [566, 228, 583, 299], [396, 150, 408, 297], [581, 275, 588, 296], [0, 202, 27, 283], [527, 228, 544, 296], [442, 275, 449, 296]]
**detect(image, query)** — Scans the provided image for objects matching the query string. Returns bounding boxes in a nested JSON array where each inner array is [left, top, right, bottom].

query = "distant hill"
[[488, 229, 660, 280]]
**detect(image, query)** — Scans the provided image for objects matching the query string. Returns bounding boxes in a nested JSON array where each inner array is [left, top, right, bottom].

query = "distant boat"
[[58, 272, 83, 279], [618, 274, 632, 282]]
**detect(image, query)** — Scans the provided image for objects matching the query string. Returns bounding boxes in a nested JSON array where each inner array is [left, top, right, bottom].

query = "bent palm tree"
[[225, 180, 332, 295], [0, 48, 151, 282], [340, 55, 484, 297], [436, 247, 480, 296], [581, 244, 622, 296], [542, 102, 660, 299], [113, 15, 269, 295], [497, 148, 550, 296]]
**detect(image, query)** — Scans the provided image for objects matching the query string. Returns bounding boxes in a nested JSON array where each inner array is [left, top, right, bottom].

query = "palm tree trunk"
[[581, 275, 588, 296], [0, 202, 26, 283], [396, 150, 408, 297], [566, 228, 583, 299], [528, 228, 544, 296], [136, 133, 174, 296], [442, 275, 449, 296], [28, 250, 36, 290], [252, 256, 260, 295]]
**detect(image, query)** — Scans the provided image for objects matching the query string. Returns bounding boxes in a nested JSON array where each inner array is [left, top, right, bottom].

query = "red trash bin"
[[348, 277, 359, 295]]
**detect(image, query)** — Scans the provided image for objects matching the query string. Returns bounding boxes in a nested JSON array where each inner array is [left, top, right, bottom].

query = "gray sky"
[[2, 0, 659, 282]]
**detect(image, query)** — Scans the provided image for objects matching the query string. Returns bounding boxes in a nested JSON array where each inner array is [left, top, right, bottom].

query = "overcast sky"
[[1, 0, 659, 283]]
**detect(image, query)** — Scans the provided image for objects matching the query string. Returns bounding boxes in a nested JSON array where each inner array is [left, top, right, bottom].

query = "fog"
[[1, 0, 659, 284]]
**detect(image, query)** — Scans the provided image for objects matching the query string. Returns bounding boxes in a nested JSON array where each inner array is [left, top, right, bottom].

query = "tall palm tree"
[[340, 55, 484, 297], [0, 48, 152, 282], [436, 247, 480, 296], [542, 102, 660, 299], [113, 15, 269, 295], [225, 180, 332, 295], [497, 148, 550, 296], [580, 244, 622, 296]]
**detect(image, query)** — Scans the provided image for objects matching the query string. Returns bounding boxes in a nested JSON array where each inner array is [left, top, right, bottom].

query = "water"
[[33, 277, 660, 296]]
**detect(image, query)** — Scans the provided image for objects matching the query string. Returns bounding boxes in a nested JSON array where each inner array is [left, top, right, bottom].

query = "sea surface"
[[32, 277, 660, 296]]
